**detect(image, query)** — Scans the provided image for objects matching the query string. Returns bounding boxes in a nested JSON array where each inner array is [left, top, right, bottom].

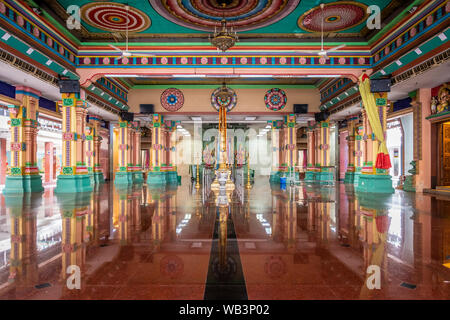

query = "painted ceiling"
[[38, 0, 408, 41]]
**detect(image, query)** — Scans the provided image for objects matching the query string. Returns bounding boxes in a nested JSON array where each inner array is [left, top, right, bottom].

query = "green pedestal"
[[114, 171, 134, 186], [316, 171, 334, 185], [304, 171, 316, 182], [56, 174, 93, 193], [353, 171, 361, 186], [269, 171, 281, 183], [286, 172, 300, 185], [356, 174, 394, 194], [147, 171, 167, 185], [132, 171, 144, 184], [3, 175, 44, 194], [403, 175, 416, 192], [344, 171, 355, 184], [93, 172, 105, 184], [166, 171, 178, 184]]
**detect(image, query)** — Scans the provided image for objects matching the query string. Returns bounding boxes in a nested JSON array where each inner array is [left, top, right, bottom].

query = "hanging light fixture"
[[209, 4, 238, 52]]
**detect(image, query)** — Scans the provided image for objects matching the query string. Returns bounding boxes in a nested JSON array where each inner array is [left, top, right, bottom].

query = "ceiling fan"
[[108, 5, 155, 59], [294, 3, 346, 59]]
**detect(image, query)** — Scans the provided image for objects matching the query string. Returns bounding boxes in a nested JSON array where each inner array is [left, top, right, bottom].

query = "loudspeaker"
[[294, 104, 308, 114], [140, 104, 154, 114], [370, 78, 391, 93], [314, 111, 329, 122], [120, 112, 134, 122], [58, 79, 80, 93]]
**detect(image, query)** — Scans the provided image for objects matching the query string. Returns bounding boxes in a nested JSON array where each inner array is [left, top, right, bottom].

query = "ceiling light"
[[177, 125, 182, 129], [245, 117, 256, 121], [306, 75, 340, 78], [1, 33, 11, 41], [395, 60, 402, 66], [265, 125, 271, 128], [191, 117, 202, 121], [210, 15, 238, 52], [380, 70, 386, 75], [174, 74, 206, 78], [241, 75, 273, 78], [438, 33, 447, 41], [26, 48, 34, 55], [414, 48, 422, 55], [45, 60, 52, 66]]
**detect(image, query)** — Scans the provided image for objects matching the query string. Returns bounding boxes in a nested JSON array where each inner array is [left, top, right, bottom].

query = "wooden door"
[[440, 122, 450, 186]]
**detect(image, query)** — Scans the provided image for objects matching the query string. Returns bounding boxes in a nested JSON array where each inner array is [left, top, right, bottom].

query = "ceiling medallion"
[[265, 88, 287, 111], [298, 1, 368, 33], [150, 0, 300, 32], [161, 88, 184, 112], [81, 2, 151, 32], [211, 83, 237, 112]]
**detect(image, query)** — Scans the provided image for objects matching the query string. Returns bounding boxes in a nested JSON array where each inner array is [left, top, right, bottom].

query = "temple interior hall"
[[0, 0, 449, 301]]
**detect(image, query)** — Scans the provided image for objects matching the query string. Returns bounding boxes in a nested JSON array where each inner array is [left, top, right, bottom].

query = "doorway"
[[438, 121, 450, 187]]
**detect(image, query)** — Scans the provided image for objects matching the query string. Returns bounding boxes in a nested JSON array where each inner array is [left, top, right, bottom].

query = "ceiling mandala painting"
[[161, 88, 185, 112], [298, 1, 368, 32], [81, 2, 151, 32], [149, 0, 301, 32]]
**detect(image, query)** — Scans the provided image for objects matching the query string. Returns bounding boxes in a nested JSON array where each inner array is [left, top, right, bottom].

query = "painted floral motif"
[[240, 57, 248, 64], [260, 57, 267, 64], [410, 26, 417, 38], [160, 88, 184, 112], [319, 57, 327, 65], [121, 57, 129, 64], [103, 57, 110, 64], [33, 27, 40, 37], [17, 16, 25, 27], [339, 57, 346, 65], [358, 57, 365, 65], [161, 57, 168, 64], [211, 85, 237, 112], [299, 57, 307, 65], [201, 57, 208, 64], [83, 57, 91, 64], [141, 57, 148, 64], [279, 57, 287, 65], [426, 15, 433, 26], [264, 88, 287, 111], [180, 57, 188, 64], [221, 57, 228, 64]]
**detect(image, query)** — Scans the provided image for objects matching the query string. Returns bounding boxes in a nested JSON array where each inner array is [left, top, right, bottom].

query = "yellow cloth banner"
[[358, 75, 391, 169]]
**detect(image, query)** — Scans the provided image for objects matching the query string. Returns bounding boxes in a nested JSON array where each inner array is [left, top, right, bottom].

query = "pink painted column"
[[0, 138, 6, 185], [339, 130, 348, 181], [44, 142, 54, 183], [416, 88, 432, 192]]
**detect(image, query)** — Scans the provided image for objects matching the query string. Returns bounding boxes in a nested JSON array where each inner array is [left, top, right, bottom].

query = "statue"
[[431, 96, 438, 114], [436, 83, 449, 113]]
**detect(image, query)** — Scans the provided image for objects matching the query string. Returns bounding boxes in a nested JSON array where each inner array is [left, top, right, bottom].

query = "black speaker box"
[[140, 104, 154, 114], [314, 111, 329, 122], [120, 112, 134, 122], [370, 78, 391, 93], [294, 104, 308, 114], [58, 79, 80, 93]]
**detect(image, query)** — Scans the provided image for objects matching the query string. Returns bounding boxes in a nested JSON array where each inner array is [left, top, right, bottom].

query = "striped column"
[[131, 121, 144, 184], [354, 120, 365, 185], [114, 119, 134, 185], [56, 92, 92, 193], [317, 121, 334, 184], [305, 121, 316, 182], [4, 86, 43, 194], [268, 120, 282, 183], [344, 116, 358, 184], [147, 114, 167, 185], [87, 116, 105, 184]]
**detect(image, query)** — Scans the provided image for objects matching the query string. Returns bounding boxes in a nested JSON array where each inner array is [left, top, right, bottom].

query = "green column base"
[[93, 172, 105, 184], [304, 171, 316, 182], [344, 171, 355, 184], [269, 171, 281, 183], [3, 175, 44, 194], [114, 172, 134, 186], [316, 171, 334, 185], [285, 172, 300, 185], [166, 171, 178, 184], [403, 175, 416, 192], [353, 172, 361, 186], [56, 174, 93, 193], [132, 171, 144, 184], [356, 174, 394, 194], [147, 171, 167, 185]]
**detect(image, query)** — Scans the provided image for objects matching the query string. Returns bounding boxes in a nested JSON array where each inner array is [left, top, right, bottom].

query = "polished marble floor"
[[0, 176, 448, 300]]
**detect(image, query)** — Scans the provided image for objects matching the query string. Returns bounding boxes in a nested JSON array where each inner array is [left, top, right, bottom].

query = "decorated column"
[[356, 75, 393, 193], [131, 121, 144, 184], [284, 114, 299, 184], [305, 121, 317, 182], [114, 118, 135, 186], [268, 120, 282, 183], [147, 114, 167, 185], [344, 116, 358, 184], [56, 91, 92, 193], [317, 120, 334, 184], [87, 116, 105, 184], [4, 87, 43, 194], [353, 121, 365, 186], [164, 121, 178, 184]]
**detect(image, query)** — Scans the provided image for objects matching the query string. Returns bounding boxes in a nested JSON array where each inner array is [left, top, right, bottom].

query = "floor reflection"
[[0, 177, 448, 300]]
